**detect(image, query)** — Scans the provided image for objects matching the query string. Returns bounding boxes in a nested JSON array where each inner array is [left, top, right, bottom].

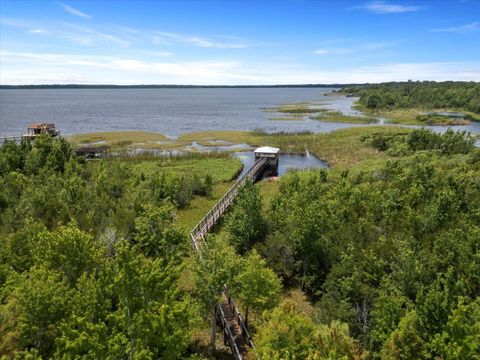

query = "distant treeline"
[[0, 84, 348, 89], [342, 81, 480, 113]]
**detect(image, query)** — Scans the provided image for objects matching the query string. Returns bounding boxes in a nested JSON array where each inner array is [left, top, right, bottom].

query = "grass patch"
[[264, 102, 321, 115], [130, 155, 243, 183], [354, 103, 477, 126], [68, 130, 262, 152], [179, 130, 263, 147], [269, 114, 307, 121], [264, 102, 325, 120], [177, 181, 233, 230], [177, 178, 280, 234], [262, 126, 412, 168], [266, 101, 378, 124], [311, 110, 378, 124], [68, 131, 172, 149]]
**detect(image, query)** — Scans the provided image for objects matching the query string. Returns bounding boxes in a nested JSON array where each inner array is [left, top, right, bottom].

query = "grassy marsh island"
[[265, 100, 379, 123], [263, 102, 322, 121], [68, 131, 175, 150], [68, 130, 262, 153], [310, 108, 378, 124]]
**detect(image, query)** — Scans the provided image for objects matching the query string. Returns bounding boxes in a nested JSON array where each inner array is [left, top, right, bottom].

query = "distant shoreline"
[[0, 84, 346, 89]]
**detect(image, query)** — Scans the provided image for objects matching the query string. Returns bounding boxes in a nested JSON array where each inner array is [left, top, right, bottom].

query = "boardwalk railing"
[[0, 136, 23, 144], [190, 157, 267, 247], [189, 156, 268, 359], [218, 302, 244, 359], [226, 289, 255, 349]]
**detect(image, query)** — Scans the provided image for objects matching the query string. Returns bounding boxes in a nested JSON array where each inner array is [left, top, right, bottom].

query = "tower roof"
[[254, 146, 280, 154]]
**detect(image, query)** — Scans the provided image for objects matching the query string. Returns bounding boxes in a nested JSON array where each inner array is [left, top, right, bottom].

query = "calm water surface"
[[1, 88, 479, 137], [234, 151, 328, 178]]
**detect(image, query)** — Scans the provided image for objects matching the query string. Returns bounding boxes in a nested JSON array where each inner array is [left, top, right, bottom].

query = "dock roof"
[[27, 123, 56, 129], [254, 146, 280, 154]]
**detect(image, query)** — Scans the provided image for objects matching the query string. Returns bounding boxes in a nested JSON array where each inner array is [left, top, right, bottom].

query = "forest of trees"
[[257, 129, 480, 358], [0, 136, 282, 359], [342, 81, 480, 113], [1, 129, 479, 359]]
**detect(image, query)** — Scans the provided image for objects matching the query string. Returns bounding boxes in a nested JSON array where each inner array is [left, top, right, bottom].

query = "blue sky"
[[1, 0, 479, 84]]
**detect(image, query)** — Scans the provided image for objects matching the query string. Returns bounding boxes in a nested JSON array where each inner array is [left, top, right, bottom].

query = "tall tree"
[[192, 236, 241, 352], [226, 180, 267, 254], [237, 250, 281, 327]]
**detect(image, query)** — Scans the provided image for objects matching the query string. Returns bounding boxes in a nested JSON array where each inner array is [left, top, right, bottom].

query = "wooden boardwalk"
[[190, 157, 267, 359], [0, 136, 23, 144]]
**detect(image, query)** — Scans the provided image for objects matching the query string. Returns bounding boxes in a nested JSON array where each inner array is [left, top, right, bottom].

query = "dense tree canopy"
[[342, 81, 480, 113], [0, 136, 210, 358], [261, 129, 480, 359]]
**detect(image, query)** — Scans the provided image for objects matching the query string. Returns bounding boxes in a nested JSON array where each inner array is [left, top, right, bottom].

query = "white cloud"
[[430, 22, 480, 33], [60, 22, 131, 47], [151, 31, 253, 48], [313, 40, 400, 56], [1, 50, 479, 85], [58, 2, 91, 19], [29, 28, 49, 34], [351, 1, 424, 14], [313, 47, 354, 55], [0, 16, 266, 50]]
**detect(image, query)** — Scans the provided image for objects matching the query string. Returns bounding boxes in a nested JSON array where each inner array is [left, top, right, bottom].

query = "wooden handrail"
[[218, 304, 243, 360], [190, 157, 267, 243], [189, 156, 268, 359]]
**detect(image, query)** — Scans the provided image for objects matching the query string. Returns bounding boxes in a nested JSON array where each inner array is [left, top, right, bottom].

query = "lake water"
[[234, 151, 328, 178], [1, 88, 479, 138]]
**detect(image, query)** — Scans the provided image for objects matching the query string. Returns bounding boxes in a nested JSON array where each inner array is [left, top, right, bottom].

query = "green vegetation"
[[225, 180, 267, 254], [1, 124, 479, 359], [263, 126, 412, 167], [344, 81, 480, 125], [257, 128, 479, 358], [0, 136, 243, 358], [265, 101, 379, 124], [311, 109, 378, 124], [69, 130, 262, 153], [68, 130, 174, 149], [268, 103, 320, 121], [128, 153, 242, 183], [178, 130, 262, 147]]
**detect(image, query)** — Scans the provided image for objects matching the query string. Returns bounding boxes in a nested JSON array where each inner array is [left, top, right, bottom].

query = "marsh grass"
[[68, 131, 171, 149], [179, 130, 263, 147], [176, 181, 233, 229], [266, 101, 379, 124], [269, 114, 306, 121], [311, 110, 378, 124], [354, 102, 477, 126], [262, 126, 412, 167], [130, 156, 243, 183], [264, 102, 322, 121]]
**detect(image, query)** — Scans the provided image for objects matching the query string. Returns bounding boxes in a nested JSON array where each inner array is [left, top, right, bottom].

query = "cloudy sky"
[[1, 0, 479, 85]]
